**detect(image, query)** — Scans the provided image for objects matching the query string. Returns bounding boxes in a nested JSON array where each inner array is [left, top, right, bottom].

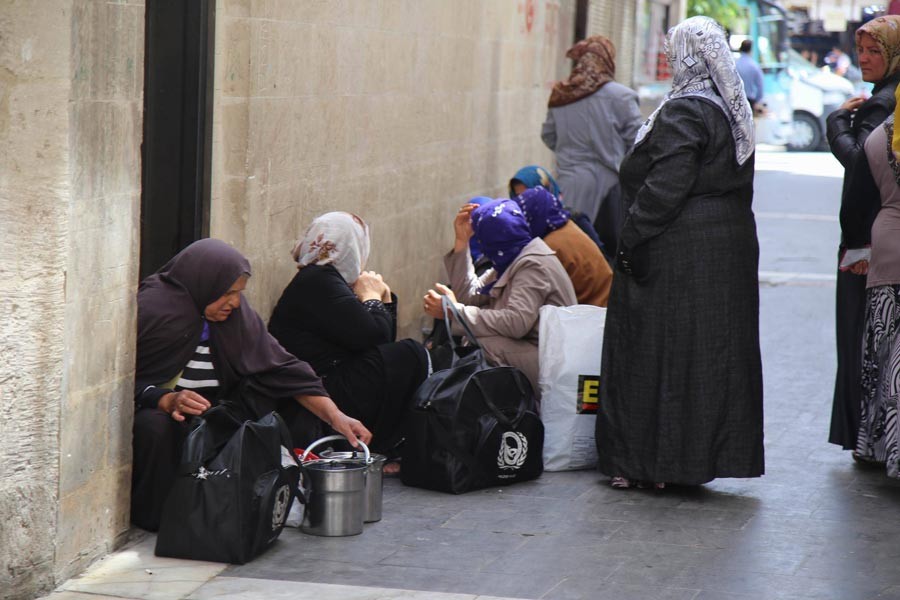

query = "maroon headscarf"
[[548, 36, 616, 108], [135, 239, 327, 405]]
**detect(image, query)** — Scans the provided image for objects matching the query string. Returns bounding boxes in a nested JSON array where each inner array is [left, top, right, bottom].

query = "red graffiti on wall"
[[544, 1, 559, 38], [524, 0, 535, 33]]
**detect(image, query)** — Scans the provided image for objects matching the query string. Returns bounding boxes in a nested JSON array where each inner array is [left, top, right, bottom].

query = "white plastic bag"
[[538, 304, 606, 471]]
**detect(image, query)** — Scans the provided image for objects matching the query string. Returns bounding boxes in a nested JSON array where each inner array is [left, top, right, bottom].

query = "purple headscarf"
[[471, 199, 533, 293], [136, 238, 327, 408], [514, 186, 570, 238], [467, 196, 493, 261]]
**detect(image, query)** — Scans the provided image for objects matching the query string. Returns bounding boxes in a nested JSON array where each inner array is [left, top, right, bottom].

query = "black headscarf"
[[135, 239, 327, 407]]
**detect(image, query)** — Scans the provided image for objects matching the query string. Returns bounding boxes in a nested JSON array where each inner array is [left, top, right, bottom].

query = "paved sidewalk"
[[41, 152, 900, 600]]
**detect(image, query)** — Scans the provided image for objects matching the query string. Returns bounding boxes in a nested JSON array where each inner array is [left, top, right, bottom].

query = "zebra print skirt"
[[857, 284, 900, 477]]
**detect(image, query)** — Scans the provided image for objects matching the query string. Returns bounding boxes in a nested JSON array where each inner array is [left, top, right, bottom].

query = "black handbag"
[[402, 298, 544, 494], [155, 403, 299, 564]]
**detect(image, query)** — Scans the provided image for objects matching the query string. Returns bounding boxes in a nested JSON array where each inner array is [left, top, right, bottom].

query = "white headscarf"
[[635, 16, 754, 166], [291, 212, 371, 284]]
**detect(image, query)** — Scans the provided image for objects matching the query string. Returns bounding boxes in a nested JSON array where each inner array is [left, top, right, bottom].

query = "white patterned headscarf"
[[635, 16, 754, 166], [291, 212, 370, 284]]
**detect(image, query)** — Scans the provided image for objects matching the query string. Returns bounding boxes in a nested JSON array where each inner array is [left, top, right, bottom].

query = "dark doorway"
[[140, 0, 216, 280], [575, 0, 589, 42]]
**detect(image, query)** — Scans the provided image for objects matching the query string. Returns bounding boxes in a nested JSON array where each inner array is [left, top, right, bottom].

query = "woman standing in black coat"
[[268, 212, 429, 461], [827, 16, 900, 453], [595, 16, 763, 489]]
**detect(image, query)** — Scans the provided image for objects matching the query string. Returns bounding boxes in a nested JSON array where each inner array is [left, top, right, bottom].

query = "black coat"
[[268, 264, 427, 453], [597, 98, 764, 484], [827, 71, 900, 248]]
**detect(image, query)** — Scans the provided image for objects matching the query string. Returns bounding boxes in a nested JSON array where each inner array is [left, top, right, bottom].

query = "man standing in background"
[[736, 39, 765, 113]]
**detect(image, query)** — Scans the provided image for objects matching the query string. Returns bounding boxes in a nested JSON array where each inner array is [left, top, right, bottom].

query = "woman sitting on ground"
[[268, 212, 430, 463], [133, 238, 371, 531], [423, 199, 577, 398], [514, 186, 613, 307], [509, 165, 606, 253]]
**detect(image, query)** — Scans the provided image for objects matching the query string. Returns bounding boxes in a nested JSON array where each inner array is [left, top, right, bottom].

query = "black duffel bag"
[[402, 298, 544, 494], [155, 402, 298, 564]]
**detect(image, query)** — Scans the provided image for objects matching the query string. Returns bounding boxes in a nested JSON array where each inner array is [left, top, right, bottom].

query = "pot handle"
[[301, 434, 371, 464]]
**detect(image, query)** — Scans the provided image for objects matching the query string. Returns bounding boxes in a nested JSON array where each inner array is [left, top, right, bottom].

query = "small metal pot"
[[299, 435, 370, 537], [320, 449, 386, 523]]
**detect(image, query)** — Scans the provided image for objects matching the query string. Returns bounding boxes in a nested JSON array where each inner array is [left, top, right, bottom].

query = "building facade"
[[584, 0, 687, 113]]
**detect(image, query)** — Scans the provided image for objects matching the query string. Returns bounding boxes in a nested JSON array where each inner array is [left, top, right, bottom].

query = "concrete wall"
[[0, 1, 143, 598], [211, 0, 577, 337]]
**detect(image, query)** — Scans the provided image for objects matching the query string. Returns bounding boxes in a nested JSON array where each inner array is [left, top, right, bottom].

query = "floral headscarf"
[[509, 165, 561, 198], [514, 186, 570, 238], [856, 16, 900, 82], [471, 199, 533, 294], [291, 212, 370, 284], [635, 16, 754, 166], [549, 36, 616, 108]]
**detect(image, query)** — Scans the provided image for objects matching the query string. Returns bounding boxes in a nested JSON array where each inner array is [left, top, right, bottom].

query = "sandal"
[[610, 476, 631, 489], [633, 480, 666, 490]]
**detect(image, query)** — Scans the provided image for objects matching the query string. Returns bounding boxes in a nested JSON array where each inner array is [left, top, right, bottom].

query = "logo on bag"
[[577, 375, 600, 414], [497, 431, 528, 471], [271, 484, 291, 531]]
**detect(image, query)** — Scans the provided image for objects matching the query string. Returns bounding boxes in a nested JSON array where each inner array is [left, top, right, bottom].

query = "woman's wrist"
[[158, 392, 176, 414]]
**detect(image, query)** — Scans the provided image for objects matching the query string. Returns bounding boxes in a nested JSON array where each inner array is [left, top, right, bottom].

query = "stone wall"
[[0, 2, 70, 596], [0, 1, 143, 598], [57, 0, 143, 584], [211, 0, 576, 337]]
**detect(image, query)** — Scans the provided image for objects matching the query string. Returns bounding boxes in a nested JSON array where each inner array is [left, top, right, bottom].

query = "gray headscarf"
[[635, 16, 754, 166]]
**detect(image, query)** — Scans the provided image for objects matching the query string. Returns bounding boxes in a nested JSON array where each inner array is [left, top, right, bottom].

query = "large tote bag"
[[155, 403, 299, 564], [538, 304, 606, 471], [402, 297, 544, 494]]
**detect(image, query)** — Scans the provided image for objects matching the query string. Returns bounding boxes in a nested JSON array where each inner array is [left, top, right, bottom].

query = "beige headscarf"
[[859, 16, 900, 160], [548, 36, 616, 108], [291, 212, 370, 284], [856, 16, 900, 83]]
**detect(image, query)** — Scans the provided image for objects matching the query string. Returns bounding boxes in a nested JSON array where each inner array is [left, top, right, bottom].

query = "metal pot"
[[319, 449, 386, 523], [299, 435, 370, 537]]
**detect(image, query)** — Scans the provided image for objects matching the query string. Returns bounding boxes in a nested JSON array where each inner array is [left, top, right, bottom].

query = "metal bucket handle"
[[301, 434, 371, 464]]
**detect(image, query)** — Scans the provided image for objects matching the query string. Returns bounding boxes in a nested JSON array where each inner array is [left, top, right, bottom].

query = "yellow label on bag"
[[577, 375, 599, 414]]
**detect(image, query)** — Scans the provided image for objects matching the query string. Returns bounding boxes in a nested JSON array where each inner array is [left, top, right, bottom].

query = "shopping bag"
[[155, 403, 299, 564], [538, 305, 606, 471], [402, 297, 544, 493]]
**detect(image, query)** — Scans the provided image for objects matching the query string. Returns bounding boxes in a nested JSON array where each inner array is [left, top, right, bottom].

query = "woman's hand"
[[840, 95, 866, 112], [159, 390, 211, 422], [453, 204, 477, 253], [353, 271, 388, 302], [296, 395, 373, 448], [849, 260, 869, 275], [423, 283, 460, 319], [329, 411, 373, 448]]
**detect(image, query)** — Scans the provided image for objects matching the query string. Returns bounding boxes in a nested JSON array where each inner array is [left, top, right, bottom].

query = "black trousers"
[[829, 266, 868, 449], [130, 400, 322, 532]]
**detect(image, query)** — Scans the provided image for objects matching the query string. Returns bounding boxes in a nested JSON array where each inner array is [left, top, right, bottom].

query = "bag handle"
[[441, 295, 482, 362], [471, 371, 530, 428]]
